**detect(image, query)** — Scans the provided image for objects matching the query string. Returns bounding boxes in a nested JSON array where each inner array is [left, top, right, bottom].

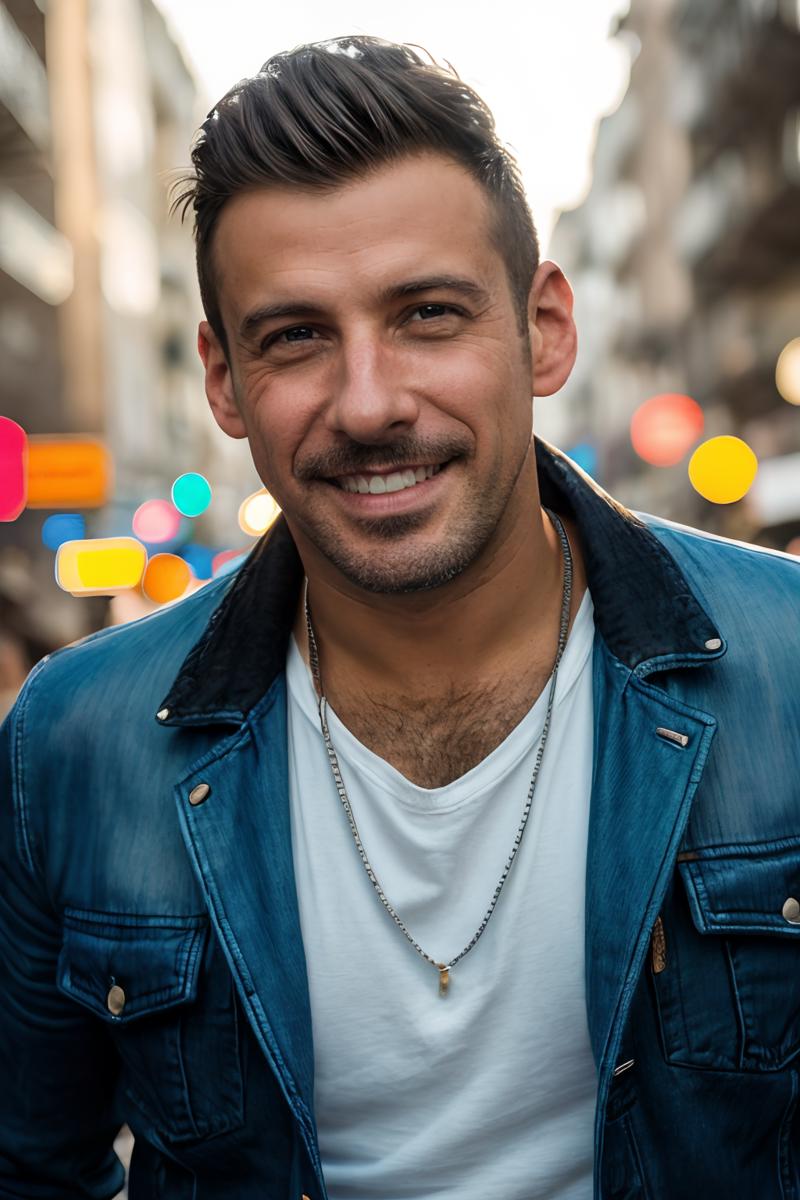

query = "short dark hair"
[[173, 36, 539, 355]]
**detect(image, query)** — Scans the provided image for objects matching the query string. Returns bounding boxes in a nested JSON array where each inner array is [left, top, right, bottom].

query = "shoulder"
[[641, 511, 800, 591], [11, 575, 232, 744], [639, 511, 800, 651], [1, 576, 235, 878]]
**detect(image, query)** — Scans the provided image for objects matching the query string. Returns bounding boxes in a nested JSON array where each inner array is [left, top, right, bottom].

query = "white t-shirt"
[[287, 590, 597, 1200]]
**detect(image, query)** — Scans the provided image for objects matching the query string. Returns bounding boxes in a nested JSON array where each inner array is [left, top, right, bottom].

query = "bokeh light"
[[27, 437, 111, 508], [688, 436, 758, 504], [776, 338, 800, 406], [56, 537, 147, 596], [212, 548, 248, 577], [41, 513, 86, 550], [132, 498, 181, 543], [630, 393, 705, 467], [238, 488, 281, 537], [179, 543, 216, 580], [142, 553, 192, 604], [566, 442, 598, 478], [0, 416, 28, 521], [171, 472, 212, 517], [213, 552, 248, 579]]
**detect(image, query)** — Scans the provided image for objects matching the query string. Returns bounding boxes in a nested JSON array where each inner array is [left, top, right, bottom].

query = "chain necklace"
[[304, 508, 573, 997]]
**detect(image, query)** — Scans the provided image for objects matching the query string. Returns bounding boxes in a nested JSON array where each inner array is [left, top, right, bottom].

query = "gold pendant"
[[436, 963, 450, 997]]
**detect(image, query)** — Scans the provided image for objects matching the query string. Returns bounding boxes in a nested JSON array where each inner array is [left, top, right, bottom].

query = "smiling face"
[[200, 153, 574, 594]]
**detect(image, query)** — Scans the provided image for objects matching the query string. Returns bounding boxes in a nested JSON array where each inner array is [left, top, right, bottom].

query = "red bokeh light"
[[630, 393, 705, 467]]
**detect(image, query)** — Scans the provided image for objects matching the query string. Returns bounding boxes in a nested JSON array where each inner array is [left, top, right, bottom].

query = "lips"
[[333, 464, 442, 494]]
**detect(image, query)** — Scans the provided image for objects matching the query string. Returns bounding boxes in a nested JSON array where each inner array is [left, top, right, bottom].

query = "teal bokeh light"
[[171, 472, 212, 518]]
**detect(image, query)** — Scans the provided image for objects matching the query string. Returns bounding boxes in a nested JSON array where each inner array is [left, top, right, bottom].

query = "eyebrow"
[[238, 275, 491, 340]]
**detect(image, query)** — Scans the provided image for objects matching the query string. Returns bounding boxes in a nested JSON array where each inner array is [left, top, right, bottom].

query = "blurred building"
[[546, 0, 800, 544], [0, 0, 259, 650]]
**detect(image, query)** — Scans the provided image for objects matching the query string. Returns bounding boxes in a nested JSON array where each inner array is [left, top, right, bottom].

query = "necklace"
[[304, 508, 573, 997]]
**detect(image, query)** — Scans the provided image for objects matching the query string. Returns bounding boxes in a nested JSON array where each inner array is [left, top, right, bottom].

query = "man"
[[1, 35, 799, 1200]]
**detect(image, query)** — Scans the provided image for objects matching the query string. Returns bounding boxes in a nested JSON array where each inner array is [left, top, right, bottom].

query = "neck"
[[294, 492, 586, 702]]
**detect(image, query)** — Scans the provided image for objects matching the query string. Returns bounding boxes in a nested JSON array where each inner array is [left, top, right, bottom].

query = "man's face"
[[202, 153, 562, 594]]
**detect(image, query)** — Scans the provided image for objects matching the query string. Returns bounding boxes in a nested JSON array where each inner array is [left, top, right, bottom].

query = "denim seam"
[[622, 1110, 652, 1200], [724, 938, 748, 1070], [681, 835, 800, 860], [63, 907, 208, 929], [10, 656, 51, 875], [779, 1069, 799, 1200]]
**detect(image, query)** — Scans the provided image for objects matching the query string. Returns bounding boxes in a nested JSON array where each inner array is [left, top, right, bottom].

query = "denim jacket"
[[2, 440, 800, 1199]]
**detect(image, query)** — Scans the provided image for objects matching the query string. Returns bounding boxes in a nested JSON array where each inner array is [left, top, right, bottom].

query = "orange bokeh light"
[[630, 393, 705, 467], [141, 553, 191, 604], [27, 437, 111, 508]]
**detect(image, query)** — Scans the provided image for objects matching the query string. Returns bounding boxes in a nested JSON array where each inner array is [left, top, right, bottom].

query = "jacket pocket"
[[57, 909, 245, 1142], [652, 840, 800, 1072]]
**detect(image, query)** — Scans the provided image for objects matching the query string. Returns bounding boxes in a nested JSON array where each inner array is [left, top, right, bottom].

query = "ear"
[[526, 262, 577, 398], [198, 320, 248, 439]]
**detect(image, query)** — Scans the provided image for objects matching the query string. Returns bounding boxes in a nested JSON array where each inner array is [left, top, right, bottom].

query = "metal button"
[[107, 984, 126, 1016], [704, 638, 722, 651], [656, 727, 689, 748], [156, 708, 170, 721], [783, 897, 800, 924], [189, 782, 211, 806]]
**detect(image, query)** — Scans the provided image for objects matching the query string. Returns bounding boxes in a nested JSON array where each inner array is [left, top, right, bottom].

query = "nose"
[[324, 337, 420, 444]]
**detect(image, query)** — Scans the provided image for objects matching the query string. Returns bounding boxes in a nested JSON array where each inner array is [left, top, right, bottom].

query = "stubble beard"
[[300, 501, 502, 594], [292, 440, 534, 595]]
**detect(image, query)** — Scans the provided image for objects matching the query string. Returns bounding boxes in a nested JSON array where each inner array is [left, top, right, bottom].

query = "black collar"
[[159, 439, 722, 726]]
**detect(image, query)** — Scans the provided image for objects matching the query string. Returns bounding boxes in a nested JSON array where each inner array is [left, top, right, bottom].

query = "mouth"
[[328, 462, 446, 495]]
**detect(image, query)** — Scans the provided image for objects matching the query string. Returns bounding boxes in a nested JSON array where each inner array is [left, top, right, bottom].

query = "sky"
[[154, 0, 632, 251]]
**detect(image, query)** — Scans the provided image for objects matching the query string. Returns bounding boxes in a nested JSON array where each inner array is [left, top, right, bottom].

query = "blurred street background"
[[2, 0, 798, 681], [1, 0, 799, 1187]]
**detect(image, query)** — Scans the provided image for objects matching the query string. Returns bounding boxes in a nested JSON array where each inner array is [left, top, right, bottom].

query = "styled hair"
[[173, 36, 539, 355]]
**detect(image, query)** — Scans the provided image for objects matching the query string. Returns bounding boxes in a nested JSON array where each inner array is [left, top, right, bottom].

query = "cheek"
[[239, 384, 318, 484]]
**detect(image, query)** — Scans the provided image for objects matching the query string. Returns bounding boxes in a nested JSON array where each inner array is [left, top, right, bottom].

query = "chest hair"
[[334, 671, 549, 789]]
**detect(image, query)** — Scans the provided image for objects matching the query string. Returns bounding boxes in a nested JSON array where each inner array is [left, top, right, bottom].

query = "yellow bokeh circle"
[[688, 436, 758, 504]]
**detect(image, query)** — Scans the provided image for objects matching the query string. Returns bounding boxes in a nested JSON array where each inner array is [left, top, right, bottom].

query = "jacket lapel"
[[172, 676, 326, 1193], [586, 638, 717, 1082]]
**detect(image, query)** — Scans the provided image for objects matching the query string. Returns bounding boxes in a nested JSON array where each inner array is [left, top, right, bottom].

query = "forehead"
[[211, 154, 503, 326]]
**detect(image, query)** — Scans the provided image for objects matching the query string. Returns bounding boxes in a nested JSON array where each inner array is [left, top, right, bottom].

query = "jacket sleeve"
[[0, 669, 125, 1198]]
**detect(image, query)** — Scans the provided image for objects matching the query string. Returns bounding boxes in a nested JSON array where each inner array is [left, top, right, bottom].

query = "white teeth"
[[336, 463, 445, 493]]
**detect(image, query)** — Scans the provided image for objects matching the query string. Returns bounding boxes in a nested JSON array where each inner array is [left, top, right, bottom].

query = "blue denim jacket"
[[2, 440, 800, 1199]]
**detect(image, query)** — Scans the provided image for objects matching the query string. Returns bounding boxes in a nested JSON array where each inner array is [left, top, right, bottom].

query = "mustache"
[[295, 436, 470, 480]]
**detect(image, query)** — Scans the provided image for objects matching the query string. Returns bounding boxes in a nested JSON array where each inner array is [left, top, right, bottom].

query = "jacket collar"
[[158, 439, 723, 727]]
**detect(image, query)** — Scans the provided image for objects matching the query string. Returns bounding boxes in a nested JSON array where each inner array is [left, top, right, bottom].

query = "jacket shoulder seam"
[[642, 514, 800, 569], [9, 657, 51, 876]]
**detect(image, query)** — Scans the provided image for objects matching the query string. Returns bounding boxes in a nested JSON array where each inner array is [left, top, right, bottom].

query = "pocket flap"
[[57, 909, 209, 1024], [679, 840, 800, 937]]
